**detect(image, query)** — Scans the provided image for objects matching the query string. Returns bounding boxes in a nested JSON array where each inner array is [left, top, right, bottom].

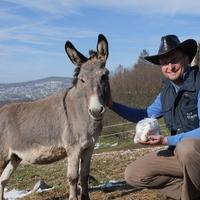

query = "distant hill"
[[0, 77, 73, 103]]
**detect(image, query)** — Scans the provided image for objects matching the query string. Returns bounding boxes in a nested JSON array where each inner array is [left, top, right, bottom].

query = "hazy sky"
[[1, 0, 200, 83]]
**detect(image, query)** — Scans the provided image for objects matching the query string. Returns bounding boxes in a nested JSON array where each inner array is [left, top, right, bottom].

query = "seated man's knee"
[[124, 162, 148, 187], [125, 152, 162, 188]]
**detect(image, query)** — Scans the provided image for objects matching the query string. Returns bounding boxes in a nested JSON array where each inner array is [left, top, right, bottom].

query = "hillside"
[[0, 77, 72, 103]]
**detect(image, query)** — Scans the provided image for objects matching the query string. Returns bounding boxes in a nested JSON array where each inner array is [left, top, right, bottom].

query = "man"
[[108, 35, 200, 200]]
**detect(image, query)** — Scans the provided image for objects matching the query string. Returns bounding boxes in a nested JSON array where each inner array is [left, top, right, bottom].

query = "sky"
[[1, 0, 200, 83]]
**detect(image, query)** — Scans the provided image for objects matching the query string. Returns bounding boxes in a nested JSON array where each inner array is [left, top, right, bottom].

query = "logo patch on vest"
[[186, 112, 197, 121]]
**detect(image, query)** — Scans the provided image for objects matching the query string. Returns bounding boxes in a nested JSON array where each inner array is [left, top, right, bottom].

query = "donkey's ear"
[[97, 34, 109, 61], [65, 41, 88, 66]]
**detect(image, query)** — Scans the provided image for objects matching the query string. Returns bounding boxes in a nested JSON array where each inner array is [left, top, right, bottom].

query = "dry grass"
[[9, 146, 166, 200]]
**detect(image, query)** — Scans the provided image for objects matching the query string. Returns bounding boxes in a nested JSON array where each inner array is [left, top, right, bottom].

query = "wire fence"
[[95, 122, 168, 150], [101, 122, 167, 138]]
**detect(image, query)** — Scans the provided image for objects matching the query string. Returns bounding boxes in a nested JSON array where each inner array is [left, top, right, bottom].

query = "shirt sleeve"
[[167, 90, 200, 146], [147, 93, 163, 118], [111, 93, 163, 123], [111, 102, 148, 123]]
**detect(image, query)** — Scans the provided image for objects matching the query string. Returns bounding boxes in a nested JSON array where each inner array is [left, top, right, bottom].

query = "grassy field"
[[5, 120, 168, 200], [7, 147, 166, 200], [96, 119, 168, 153]]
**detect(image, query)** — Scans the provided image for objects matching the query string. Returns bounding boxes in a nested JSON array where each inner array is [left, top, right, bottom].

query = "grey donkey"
[[0, 34, 110, 200]]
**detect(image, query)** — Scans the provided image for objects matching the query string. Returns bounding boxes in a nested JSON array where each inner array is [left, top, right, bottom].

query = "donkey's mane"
[[89, 50, 98, 59], [72, 49, 98, 86], [72, 67, 80, 85]]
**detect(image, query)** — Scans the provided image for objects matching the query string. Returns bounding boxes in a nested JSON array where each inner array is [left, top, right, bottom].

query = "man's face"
[[159, 50, 189, 85]]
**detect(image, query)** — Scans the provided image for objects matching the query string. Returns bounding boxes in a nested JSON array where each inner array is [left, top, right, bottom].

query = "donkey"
[[0, 34, 110, 200]]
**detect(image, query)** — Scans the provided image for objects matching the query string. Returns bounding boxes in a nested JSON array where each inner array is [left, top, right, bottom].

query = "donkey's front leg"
[[79, 145, 95, 200], [67, 148, 80, 200], [0, 154, 21, 200]]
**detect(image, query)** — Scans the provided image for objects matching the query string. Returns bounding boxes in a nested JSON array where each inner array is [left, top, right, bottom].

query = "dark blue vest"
[[160, 66, 200, 135]]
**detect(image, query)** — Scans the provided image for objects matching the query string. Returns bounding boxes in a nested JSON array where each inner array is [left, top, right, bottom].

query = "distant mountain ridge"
[[0, 76, 73, 103]]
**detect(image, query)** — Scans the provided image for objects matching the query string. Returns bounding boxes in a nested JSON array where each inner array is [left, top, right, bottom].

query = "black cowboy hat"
[[144, 35, 197, 65]]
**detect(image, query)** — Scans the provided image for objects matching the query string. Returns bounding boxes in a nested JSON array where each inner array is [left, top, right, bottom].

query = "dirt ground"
[[89, 146, 166, 200], [19, 146, 167, 200]]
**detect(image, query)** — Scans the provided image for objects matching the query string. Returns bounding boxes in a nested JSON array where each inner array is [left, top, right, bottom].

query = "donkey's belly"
[[16, 145, 67, 164]]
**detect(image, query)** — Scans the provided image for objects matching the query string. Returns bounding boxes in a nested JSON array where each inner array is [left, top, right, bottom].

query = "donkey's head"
[[65, 34, 110, 121]]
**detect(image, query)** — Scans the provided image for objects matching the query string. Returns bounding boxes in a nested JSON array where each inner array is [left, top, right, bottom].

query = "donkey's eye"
[[80, 78, 85, 83]]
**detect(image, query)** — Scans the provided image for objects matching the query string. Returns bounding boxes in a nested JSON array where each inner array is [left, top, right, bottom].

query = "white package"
[[134, 118, 160, 144]]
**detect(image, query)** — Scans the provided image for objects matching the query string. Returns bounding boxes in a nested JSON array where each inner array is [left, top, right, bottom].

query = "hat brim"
[[144, 39, 197, 65]]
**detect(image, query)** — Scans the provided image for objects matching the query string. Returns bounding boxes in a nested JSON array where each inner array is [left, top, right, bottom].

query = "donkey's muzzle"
[[88, 93, 106, 120], [88, 105, 105, 121]]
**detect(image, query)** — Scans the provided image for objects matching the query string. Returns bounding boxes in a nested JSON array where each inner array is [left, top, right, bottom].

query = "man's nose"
[[168, 63, 176, 71]]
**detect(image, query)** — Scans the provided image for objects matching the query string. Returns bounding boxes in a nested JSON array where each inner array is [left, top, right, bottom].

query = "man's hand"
[[139, 135, 168, 145]]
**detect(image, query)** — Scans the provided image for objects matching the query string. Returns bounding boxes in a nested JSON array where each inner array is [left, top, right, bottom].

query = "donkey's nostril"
[[88, 105, 105, 120], [100, 106, 105, 114]]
